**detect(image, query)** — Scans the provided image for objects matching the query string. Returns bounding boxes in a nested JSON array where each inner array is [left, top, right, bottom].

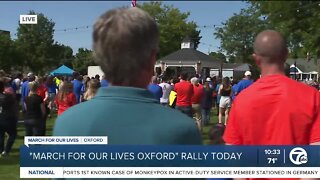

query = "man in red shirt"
[[224, 30, 320, 145], [224, 30, 320, 180], [174, 72, 194, 117], [191, 77, 203, 131]]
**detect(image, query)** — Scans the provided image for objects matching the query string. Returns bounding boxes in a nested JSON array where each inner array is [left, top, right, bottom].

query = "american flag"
[[132, 0, 137, 7]]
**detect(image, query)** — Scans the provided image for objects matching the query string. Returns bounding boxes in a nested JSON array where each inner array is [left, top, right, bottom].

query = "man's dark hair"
[[162, 76, 168, 82], [16, 72, 23, 79], [28, 75, 36, 82], [173, 78, 179, 84], [73, 72, 80, 79], [180, 72, 189, 81], [67, 76, 73, 82], [46, 75, 55, 86], [95, 74, 100, 79]]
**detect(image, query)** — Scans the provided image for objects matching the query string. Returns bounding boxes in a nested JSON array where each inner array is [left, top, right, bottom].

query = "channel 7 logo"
[[289, 147, 308, 165]]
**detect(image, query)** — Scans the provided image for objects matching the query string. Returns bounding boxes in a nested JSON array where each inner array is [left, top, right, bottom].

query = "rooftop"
[[158, 48, 221, 68], [286, 58, 320, 72]]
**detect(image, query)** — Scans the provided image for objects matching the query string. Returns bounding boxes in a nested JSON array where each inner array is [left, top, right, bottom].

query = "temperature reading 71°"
[[268, 157, 278, 164]]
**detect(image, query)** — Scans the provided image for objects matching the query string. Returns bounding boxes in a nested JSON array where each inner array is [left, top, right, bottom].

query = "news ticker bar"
[[20, 167, 320, 178], [21, 145, 320, 167]]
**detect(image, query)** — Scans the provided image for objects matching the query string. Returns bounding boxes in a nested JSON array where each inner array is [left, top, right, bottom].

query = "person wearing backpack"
[[0, 79, 18, 158]]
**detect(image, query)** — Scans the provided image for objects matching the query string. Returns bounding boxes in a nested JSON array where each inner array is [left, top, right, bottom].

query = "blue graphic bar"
[[20, 145, 320, 167]]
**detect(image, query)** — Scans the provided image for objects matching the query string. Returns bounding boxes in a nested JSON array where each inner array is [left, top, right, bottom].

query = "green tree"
[[209, 51, 227, 63], [250, 1, 320, 58], [49, 43, 74, 68], [0, 34, 24, 72], [228, 55, 236, 64], [16, 10, 55, 74], [72, 48, 96, 75], [139, 2, 202, 58], [214, 7, 269, 64]]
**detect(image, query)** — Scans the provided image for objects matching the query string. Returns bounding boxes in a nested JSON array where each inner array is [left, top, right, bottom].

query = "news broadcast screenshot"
[[0, 0, 320, 179]]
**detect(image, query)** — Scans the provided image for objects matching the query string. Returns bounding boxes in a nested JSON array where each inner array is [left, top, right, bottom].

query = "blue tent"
[[50, 65, 74, 76]]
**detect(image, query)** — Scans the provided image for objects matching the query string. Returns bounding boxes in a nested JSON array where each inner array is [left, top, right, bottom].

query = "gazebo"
[[155, 37, 221, 78]]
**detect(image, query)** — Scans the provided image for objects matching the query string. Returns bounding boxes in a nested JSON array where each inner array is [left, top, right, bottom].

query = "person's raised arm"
[[44, 91, 49, 103], [218, 85, 223, 95]]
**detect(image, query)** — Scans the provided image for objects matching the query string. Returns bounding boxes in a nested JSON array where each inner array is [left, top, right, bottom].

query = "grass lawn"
[[0, 108, 219, 179]]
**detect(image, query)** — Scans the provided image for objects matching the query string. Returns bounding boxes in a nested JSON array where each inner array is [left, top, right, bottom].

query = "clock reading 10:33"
[[264, 149, 281, 155]]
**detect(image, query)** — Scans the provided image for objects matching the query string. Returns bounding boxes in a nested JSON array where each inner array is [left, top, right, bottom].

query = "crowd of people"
[[0, 71, 108, 157], [147, 71, 254, 132]]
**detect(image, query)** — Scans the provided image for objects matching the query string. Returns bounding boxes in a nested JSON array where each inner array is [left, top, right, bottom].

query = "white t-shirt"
[[159, 82, 173, 104]]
